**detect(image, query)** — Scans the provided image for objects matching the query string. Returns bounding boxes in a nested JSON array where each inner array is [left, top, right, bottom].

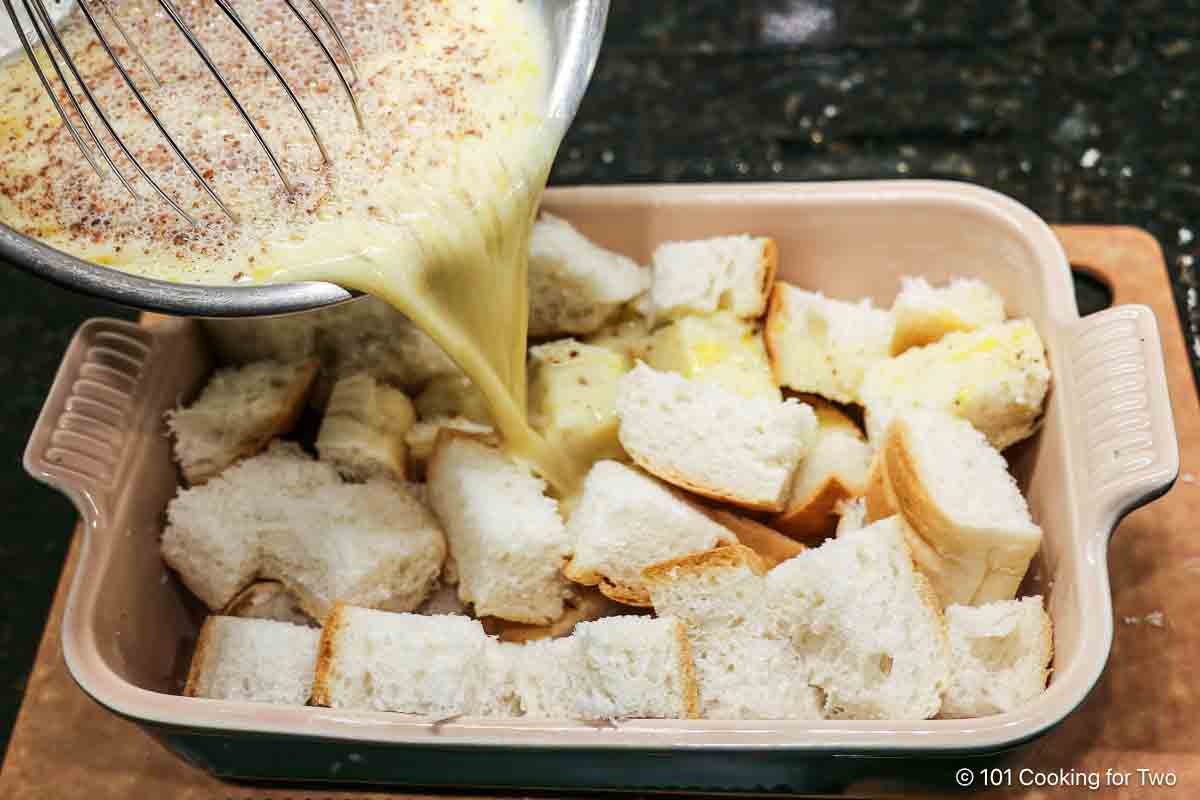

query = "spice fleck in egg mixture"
[[0, 0, 580, 488]]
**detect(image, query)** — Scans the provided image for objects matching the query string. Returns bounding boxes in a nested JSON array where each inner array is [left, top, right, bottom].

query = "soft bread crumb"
[[162, 441, 445, 617], [873, 409, 1043, 607], [860, 319, 1050, 451], [316, 373, 416, 482], [529, 212, 649, 337], [764, 283, 894, 404], [184, 616, 319, 705], [766, 518, 951, 720], [643, 545, 822, 720], [890, 276, 1006, 355], [616, 363, 817, 512], [939, 596, 1052, 718], [311, 605, 696, 719], [650, 235, 777, 321], [426, 433, 571, 624], [564, 461, 737, 605], [167, 358, 318, 485]]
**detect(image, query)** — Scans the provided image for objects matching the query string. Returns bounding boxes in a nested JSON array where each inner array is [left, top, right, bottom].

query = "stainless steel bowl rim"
[[0, 0, 609, 318]]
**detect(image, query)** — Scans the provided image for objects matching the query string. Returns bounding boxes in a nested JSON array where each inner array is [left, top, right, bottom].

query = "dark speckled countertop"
[[2, 0, 1199, 760]]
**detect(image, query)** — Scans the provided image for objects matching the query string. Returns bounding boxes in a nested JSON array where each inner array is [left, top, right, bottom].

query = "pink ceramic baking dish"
[[24, 181, 1178, 792]]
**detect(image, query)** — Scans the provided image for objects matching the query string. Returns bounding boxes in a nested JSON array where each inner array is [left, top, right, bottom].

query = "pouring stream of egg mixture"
[[0, 0, 583, 491]]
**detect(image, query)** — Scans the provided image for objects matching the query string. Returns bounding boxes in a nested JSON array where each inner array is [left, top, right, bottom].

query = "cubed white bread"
[[890, 276, 1006, 355], [528, 212, 650, 337], [859, 319, 1050, 450], [184, 616, 319, 705], [643, 311, 781, 401], [564, 461, 738, 605], [162, 441, 340, 610], [765, 517, 951, 720], [480, 586, 627, 643], [414, 373, 492, 425], [528, 339, 630, 466], [650, 236, 777, 321], [568, 616, 698, 720], [311, 606, 492, 715], [506, 636, 579, 717], [865, 409, 1043, 607], [222, 581, 315, 627], [309, 298, 461, 407], [643, 545, 823, 720], [257, 478, 447, 619], [585, 315, 654, 364], [426, 433, 571, 623], [772, 397, 874, 542], [313, 606, 697, 719], [764, 284, 895, 404], [701, 508, 805, 568], [940, 596, 1053, 718], [316, 374, 416, 482], [404, 417, 496, 479], [163, 442, 445, 617], [834, 497, 868, 537], [615, 363, 818, 512], [166, 358, 319, 485]]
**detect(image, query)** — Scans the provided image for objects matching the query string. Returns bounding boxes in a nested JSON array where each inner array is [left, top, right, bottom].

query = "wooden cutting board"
[[2, 226, 1197, 800]]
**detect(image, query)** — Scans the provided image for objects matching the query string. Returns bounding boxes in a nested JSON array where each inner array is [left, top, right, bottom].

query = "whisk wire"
[[66, 0, 216, 223], [306, 0, 359, 83], [24, 0, 146, 200], [2, 0, 104, 178], [95, 0, 162, 90], [154, 0, 296, 194], [212, 0, 331, 163], [5, 0, 364, 220], [283, 0, 364, 131]]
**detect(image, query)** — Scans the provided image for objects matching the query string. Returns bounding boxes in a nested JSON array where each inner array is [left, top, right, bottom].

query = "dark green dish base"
[[143, 722, 1040, 794]]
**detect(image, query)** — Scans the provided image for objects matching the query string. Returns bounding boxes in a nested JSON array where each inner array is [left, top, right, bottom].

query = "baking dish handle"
[[23, 318, 163, 531], [1066, 305, 1179, 535]]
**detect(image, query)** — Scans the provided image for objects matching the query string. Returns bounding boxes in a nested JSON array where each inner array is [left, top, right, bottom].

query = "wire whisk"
[[2, 0, 364, 225]]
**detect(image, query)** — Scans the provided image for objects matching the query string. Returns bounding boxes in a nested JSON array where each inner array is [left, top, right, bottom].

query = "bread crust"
[[181, 358, 320, 486], [863, 450, 896, 523], [629, 454, 787, 512], [772, 475, 860, 542], [883, 419, 1040, 606], [703, 508, 804, 567], [756, 238, 779, 318], [641, 543, 768, 587], [671, 618, 701, 719], [763, 281, 787, 388], [308, 602, 350, 707], [182, 616, 220, 698]]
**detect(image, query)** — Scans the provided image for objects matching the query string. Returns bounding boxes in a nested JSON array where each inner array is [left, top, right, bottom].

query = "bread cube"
[[528, 339, 630, 465], [764, 283, 894, 404], [316, 373, 416, 482], [644, 311, 780, 401], [940, 597, 1053, 718], [650, 235, 776, 321], [414, 373, 492, 425], [426, 434, 571, 624], [890, 276, 1006, 355], [185, 616, 319, 705], [859, 319, 1050, 450], [529, 212, 649, 337]]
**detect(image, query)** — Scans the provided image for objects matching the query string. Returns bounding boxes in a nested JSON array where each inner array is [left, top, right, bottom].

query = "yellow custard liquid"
[[0, 0, 580, 490]]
